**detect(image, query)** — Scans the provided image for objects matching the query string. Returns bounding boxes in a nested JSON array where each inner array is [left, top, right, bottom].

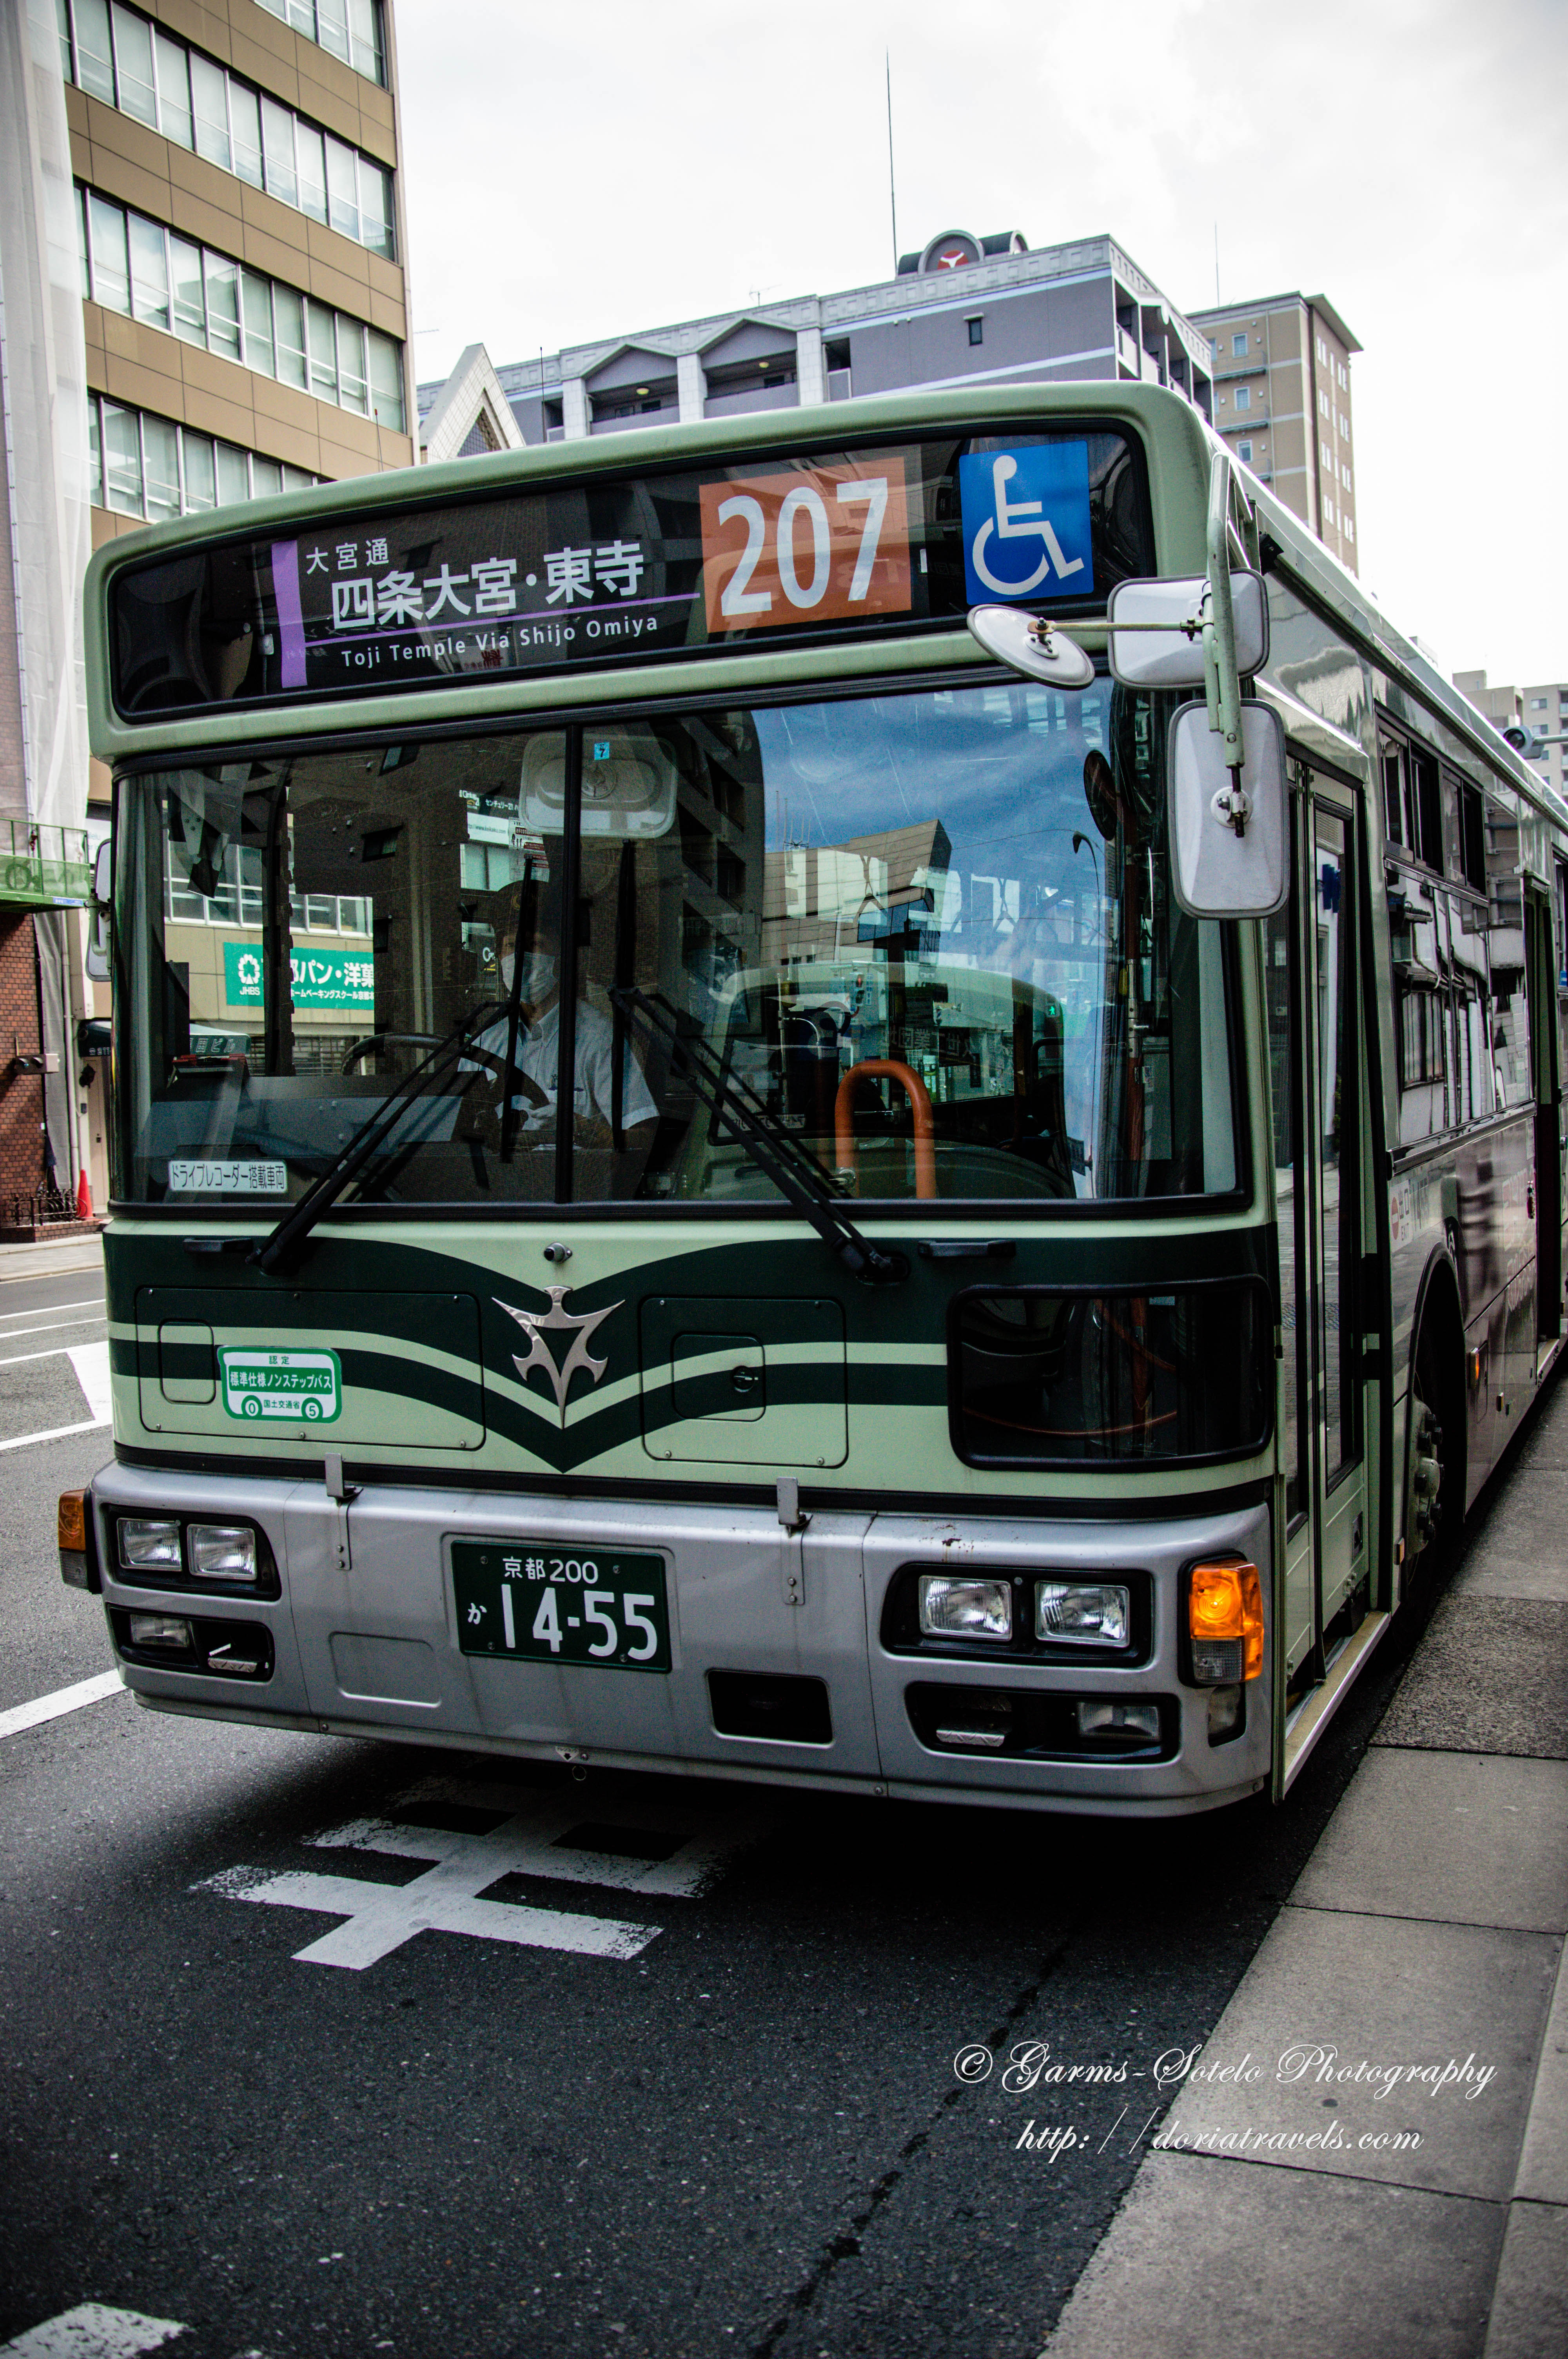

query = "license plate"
[[451, 1540, 671, 1673]]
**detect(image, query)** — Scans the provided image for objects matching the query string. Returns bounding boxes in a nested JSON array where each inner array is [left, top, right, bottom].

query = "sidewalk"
[[0, 1231, 106, 1285], [1041, 1383, 1568, 2359]]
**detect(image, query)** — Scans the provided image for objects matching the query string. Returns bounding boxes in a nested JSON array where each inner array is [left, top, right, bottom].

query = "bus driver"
[[476, 878, 659, 1177]]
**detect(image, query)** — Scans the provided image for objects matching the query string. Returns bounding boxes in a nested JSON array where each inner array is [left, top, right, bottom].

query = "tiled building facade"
[[1188, 293, 1361, 574]]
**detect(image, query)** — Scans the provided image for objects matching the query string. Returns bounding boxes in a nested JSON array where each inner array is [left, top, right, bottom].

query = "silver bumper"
[[90, 1465, 1271, 1816]]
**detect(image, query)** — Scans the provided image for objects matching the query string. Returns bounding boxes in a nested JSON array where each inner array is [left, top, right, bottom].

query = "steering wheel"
[[341, 1031, 444, 1073]]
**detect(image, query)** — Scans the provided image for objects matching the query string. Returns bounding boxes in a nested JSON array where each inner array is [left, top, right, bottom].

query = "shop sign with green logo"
[[222, 942, 374, 1012], [219, 1347, 341, 1423]]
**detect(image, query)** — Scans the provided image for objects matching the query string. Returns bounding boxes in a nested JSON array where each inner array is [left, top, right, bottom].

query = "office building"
[[1454, 671, 1568, 801], [0, 0, 416, 1226], [1188, 293, 1360, 574]]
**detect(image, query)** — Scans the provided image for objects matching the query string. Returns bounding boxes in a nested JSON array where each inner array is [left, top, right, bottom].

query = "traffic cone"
[[76, 1169, 92, 1220]]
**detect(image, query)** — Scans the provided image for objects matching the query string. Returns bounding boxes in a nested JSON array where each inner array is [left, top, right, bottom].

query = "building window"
[[58, 0, 395, 256], [1342, 464, 1352, 491], [1530, 697, 1548, 711], [1238, 440, 1253, 463], [1345, 517, 1354, 543], [967, 316, 983, 347], [87, 393, 319, 521], [78, 184, 405, 430], [252, 0, 385, 86], [1235, 385, 1251, 411], [1232, 332, 1248, 356]]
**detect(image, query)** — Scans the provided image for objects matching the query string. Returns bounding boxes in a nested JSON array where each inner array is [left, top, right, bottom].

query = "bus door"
[[1270, 764, 1370, 1690], [1526, 882, 1563, 1354]]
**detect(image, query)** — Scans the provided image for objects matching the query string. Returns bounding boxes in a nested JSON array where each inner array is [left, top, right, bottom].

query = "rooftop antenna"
[[886, 51, 898, 274]]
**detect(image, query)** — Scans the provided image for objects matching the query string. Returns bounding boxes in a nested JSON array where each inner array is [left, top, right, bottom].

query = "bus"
[[58, 383, 1567, 1815]]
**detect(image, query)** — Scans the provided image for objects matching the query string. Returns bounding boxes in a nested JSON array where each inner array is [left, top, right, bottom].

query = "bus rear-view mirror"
[[520, 729, 677, 839], [1108, 571, 1269, 689], [1167, 700, 1288, 918]]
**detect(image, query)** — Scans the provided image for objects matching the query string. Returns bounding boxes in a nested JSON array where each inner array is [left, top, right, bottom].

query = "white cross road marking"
[[194, 1779, 771, 1971], [0, 2304, 185, 2358], [0, 1669, 124, 1743]]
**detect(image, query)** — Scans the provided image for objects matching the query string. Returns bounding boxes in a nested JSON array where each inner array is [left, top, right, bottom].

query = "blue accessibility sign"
[[958, 442, 1095, 605]]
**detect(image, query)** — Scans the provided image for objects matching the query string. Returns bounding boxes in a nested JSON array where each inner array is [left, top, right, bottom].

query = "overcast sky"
[[396, 0, 1568, 688]]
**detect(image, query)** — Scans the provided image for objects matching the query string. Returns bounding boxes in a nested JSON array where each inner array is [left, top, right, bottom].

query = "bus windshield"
[[115, 674, 1238, 1208]]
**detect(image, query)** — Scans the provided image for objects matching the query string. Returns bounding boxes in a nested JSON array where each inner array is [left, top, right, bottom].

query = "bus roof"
[[84, 379, 1559, 827]]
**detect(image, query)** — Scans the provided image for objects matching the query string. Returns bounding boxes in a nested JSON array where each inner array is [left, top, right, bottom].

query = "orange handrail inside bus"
[[834, 1059, 937, 1199]]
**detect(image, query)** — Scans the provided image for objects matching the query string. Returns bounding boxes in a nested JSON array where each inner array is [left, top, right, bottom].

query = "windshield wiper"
[[610, 986, 909, 1285], [251, 1002, 508, 1278]]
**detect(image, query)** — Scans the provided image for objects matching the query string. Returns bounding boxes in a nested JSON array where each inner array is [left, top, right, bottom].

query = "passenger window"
[[1380, 738, 1407, 847], [1486, 796, 1530, 1110], [1411, 748, 1442, 870]]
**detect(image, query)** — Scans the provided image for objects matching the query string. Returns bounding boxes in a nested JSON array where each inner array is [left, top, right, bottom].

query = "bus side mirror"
[[1107, 571, 1269, 688], [1168, 700, 1288, 918], [86, 838, 111, 982]]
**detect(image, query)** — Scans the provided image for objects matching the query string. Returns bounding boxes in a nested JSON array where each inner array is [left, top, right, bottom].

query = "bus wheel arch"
[[1403, 1251, 1465, 1602]]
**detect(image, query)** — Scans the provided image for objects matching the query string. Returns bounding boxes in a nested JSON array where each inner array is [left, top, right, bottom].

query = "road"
[[0, 1253, 1450, 2359]]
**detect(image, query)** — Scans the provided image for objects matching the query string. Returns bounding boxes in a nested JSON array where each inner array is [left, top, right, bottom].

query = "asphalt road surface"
[[0, 1258, 1472, 2359]]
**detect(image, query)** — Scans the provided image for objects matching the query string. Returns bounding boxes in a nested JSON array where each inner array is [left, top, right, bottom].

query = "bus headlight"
[[1186, 1561, 1264, 1683], [189, 1525, 258, 1583], [128, 1612, 192, 1650], [118, 1517, 182, 1572], [918, 1574, 1013, 1641], [1036, 1581, 1130, 1647]]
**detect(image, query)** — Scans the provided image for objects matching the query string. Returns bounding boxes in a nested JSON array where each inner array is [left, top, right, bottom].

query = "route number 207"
[[699, 460, 912, 633]]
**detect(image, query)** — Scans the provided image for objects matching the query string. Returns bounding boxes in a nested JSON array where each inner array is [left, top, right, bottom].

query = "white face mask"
[[500, 947, 557, 1002]]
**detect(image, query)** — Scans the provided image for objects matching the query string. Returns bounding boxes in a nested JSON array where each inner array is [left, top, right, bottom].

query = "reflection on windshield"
[[116, 680, 1236, 1207]]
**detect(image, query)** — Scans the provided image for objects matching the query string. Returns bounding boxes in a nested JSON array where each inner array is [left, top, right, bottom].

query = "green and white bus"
[[60, 384, 1568, 1813]]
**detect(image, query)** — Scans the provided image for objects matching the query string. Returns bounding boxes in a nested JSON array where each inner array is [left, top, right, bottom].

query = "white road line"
[[68, 1340, 113, 1423], [0, 1416, 110, 1454], [0, 2305, 185, 2358], [0, 1299, 107, 1325], [0, 1670, 124, 1741], [0, 1316, 107, 1343], [196, 1781, 772, 1969], [0, 1345, 96, 1368]]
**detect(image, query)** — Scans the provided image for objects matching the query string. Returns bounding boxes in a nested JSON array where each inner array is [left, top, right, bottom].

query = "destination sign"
[[106, 426, 1152, 719]]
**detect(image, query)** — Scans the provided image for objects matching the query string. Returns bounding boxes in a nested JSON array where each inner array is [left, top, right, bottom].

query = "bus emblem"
[[495, 1287, 623, 1423]]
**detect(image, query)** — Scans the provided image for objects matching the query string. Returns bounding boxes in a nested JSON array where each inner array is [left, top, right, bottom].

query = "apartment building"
[[1188, 293, 1360, 574], [417, 227, 1218, 465], [1454, 671, 1568, 803], [0, 0, 414, 1227]]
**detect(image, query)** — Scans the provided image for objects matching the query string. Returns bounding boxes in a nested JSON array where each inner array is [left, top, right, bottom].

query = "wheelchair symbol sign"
[[959, 442, 1094, 605]]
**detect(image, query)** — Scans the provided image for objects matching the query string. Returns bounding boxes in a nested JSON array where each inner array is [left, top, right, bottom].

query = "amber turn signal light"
[[1187, 1560, 1264, 1684], [58, 1490, 88, 1552]]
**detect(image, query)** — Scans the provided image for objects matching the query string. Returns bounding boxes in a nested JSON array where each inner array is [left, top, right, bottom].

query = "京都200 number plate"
[[451, 1541, 671, 1673]]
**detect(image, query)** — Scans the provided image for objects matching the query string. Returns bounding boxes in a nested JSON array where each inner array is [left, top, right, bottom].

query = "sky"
[[395, 0, 1568, 687]]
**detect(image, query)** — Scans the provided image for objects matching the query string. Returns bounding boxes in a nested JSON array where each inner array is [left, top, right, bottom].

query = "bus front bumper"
[[86, 1465, 1271, 1817]]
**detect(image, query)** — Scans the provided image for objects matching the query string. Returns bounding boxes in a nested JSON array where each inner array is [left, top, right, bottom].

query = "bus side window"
[[1380, 737, 1407, 849], [1486, 792, 1530, 1110]]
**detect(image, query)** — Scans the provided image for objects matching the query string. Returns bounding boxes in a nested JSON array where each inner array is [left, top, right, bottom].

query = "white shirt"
[[474, 1000, 658, 1132]]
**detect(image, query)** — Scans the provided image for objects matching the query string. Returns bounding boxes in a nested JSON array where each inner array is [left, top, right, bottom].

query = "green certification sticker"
[[218, 1346, 341, 1423]]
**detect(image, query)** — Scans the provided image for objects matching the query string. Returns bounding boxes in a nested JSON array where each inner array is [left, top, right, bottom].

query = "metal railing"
[[0, 820, 93, 909]]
